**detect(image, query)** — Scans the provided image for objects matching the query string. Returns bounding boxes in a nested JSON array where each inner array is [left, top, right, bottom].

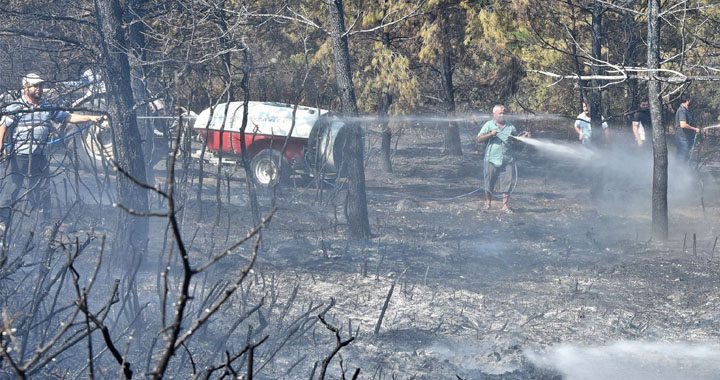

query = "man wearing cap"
[[0, 73, 104, 228]]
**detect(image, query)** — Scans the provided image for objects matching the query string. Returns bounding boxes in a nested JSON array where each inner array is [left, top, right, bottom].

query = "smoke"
[[525, 341, 720, 380], [512, 132, 703, 207]]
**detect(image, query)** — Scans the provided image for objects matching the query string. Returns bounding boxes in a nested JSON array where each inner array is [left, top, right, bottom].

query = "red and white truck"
[[193, 101, 350, 186]]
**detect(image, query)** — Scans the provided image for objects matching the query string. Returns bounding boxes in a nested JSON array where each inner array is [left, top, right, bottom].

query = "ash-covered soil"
[[195, 126, 720, 379], [40, 125, 720, 379]]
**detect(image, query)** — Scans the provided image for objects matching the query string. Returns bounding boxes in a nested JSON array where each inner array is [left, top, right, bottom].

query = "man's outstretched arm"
[[67, 113, 104, 124]]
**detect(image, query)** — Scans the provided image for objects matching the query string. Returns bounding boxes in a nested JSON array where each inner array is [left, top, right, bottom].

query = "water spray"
[[336, 113, 567, 125], [686, 124, 718, 163], [481, 131, 594, 199], [510, 135, 594, 160]]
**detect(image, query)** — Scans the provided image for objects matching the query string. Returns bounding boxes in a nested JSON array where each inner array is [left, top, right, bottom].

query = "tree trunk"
[[569, 7, 586, 111], [93, 0, 149, 253], [379, 30, 393, 173], [127, 0, 154, 182], [589, 3, 603, 143], [439, 15, 461, 156], [238, 49, 261, 227], [379, 92, 393, 173], [326, 0, 371, 239], [589, 3, 604, 198], [648, 0, 668, 239], [625, 11, 640, 120]]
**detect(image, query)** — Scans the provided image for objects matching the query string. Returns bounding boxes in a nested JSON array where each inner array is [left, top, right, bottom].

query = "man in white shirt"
[[574, 102, 609, 147]]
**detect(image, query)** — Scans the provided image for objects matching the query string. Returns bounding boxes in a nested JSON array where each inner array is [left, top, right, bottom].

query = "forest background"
[[1, 1, 720, 379], [3, 0, 720, 140]]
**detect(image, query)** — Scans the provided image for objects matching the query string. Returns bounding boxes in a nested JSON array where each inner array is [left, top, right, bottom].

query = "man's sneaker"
[[501, 207, 513, 214]]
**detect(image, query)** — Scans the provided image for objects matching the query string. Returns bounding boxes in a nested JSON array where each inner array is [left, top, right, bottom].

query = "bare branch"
[[318, 302, 356, 380], [195, 208, 276, 273], [174, 235, 262, 349]]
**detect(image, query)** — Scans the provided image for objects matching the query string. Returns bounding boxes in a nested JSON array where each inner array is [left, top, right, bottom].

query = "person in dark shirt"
[[674, 94, 701, 161], [632, 101, 652, 148]]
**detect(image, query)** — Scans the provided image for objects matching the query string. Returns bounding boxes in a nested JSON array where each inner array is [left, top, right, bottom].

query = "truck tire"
[[305, 117, 348, 181], [250, 149, 290, 187]]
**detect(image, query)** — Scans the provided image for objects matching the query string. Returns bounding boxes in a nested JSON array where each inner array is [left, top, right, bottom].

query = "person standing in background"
[[674, 94, 701, 162], [0, 73, 104, 231], [574, 102, 609, 147], [632, 101, 652, 149]]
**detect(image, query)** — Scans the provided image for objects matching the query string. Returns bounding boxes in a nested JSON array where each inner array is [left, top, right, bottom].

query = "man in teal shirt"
[[476, 105, 529, 213]]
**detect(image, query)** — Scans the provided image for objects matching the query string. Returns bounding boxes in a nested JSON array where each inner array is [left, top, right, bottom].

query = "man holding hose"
[[476, 105, 530, 213], [0, 73, 104, 231], [674, 94, 701, 162]]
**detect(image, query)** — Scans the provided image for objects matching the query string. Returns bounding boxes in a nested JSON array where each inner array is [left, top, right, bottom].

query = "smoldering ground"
[[2, 117, 719, 379]]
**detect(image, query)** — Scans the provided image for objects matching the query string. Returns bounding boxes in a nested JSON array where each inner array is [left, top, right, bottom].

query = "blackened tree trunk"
[[379, 92, 393, 172], [238, 49, 262, 227], [379, 30, 393, 173], [625, 11, 640, 121], [568, 6, 587, 126], [588, 2, 605, 198], [439, 15, 461, 156], [127, 0, 153, 181], [93, 0, 149, 251], [589, 2, 603, 143], [648, 0, 668, 239], [326, 0, 372, 239], [217, 0, 237, 102]]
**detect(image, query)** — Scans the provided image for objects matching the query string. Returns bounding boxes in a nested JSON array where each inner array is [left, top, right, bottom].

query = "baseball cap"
[[22, 73, 45, 87]]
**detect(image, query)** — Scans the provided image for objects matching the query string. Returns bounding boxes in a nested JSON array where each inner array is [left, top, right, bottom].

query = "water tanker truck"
[[193, 101, 350, 186]]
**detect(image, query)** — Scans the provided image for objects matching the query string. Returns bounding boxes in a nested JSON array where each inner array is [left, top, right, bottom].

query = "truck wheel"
[[250, 149, 290, 187]]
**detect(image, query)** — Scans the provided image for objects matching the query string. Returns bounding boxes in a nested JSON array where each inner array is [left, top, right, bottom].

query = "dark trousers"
[[485, 161, 514, 194], [675, 133, 693, 162], [0, 154, 51, 222]]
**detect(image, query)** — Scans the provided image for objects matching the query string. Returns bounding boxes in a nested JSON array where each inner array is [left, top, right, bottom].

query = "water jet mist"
[[335, 113, 567, 125], [512, 135, 595, 160]]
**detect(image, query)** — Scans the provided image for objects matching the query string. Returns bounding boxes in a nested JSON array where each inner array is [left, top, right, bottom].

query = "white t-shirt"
[[574, 112, 608, 146]]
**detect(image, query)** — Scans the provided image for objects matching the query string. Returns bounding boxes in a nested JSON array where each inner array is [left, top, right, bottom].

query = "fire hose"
[[314, 129, 520, 202], [47, 124, 93, 145], [687, 125, 720, 163], [1, 123, 94, 151]]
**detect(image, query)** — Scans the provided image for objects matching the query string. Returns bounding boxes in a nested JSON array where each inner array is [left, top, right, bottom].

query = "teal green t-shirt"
[[478, 120, 516, 166]]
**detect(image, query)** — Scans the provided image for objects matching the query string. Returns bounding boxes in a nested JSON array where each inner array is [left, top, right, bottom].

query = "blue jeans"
[[675, 133, 692, 162]]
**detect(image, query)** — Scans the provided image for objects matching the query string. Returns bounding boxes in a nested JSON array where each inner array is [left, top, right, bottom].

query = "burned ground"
[[4, 125, 720, 379], [167, 125, 720, 379]]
